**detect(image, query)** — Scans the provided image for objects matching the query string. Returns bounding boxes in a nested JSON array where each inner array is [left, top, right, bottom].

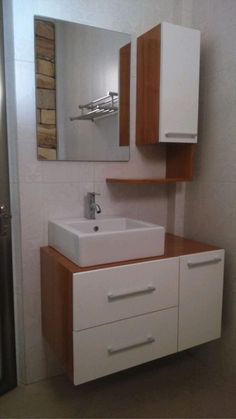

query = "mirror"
[[34, 17, 131, 161]]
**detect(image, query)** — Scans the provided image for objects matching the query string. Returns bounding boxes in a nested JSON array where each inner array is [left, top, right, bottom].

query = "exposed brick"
[[41, 109, 56, 125], [36, 59, 55, 77], [35, 20, 55, 40], [36, 74, 55, 89], [37, 124, 57, 147], [37, 89, 56, 109], [37, 109, 41, 123], [36, 36, 55, 61], [38, 146, 57, 161]]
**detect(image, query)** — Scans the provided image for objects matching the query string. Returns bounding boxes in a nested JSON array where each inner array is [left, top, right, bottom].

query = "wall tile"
[[208, 0, 236, 35], [185, 0, 236, 375], [41, 161, 94, 184], [195, 139, 236, 183], [182, 0, 193, 13], [137, 1, 163, 35], [18, 141, 42, 183], [206, 67, 236, 116], [12, 0, 35, 62], [186, 182, 236, 247], [34, 0, 74, 21], [180, 9, 192, 27], [205, 22, 236, 76], [41, 181, 94, 222], [14, 61, 37, 143], [191, 0, 210, 27], [21, 239, 42, 295], [94, 181, 167, 226], [167, 183, 186, 236], [25, 347, 47, 384], [19, 182, 44, 241], [24, 291, 43, 348]]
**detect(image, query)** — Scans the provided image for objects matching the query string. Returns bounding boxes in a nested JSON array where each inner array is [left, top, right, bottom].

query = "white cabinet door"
[[159, 22, 200, 143], [73, 308, 178, 385], [73, 258, 178, 330], [178, 250, 224, 351]]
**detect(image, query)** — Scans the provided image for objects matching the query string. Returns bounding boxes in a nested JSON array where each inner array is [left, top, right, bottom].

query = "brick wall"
[[35, 20, 57, 160]]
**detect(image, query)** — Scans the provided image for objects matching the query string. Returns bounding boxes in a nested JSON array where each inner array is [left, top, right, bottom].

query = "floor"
[[0, 351, 236, 419]]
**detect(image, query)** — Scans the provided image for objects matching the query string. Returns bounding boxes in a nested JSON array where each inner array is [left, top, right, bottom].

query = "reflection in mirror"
[[34, 17, 131, 161]]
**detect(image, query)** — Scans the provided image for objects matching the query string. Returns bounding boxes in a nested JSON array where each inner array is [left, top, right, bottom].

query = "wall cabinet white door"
[[178, 250, 225, 351], [159, 23, 200, 144]]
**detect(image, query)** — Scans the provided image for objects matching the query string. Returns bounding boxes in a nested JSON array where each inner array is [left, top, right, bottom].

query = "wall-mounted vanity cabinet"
[[136, 22, 200, 145], [41, 234, 224, 385]]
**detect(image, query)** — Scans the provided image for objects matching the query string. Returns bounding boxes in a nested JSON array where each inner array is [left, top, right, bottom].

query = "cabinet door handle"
[[107, 285, 156, 301], [165, 132, 197, 139], [187, 257, 222, 268], [107, 335, 155, 355]]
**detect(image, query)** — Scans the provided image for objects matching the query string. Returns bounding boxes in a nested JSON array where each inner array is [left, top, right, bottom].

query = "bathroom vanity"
[[41, 233, 224, 385]]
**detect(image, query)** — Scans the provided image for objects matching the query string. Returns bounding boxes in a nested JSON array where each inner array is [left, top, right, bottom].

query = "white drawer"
[[73, 258, 178, 331], [178, 250, 224, 351], [73, 307, 178, 385]]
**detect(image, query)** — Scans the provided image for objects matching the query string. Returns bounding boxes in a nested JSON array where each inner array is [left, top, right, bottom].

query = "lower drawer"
[[73, 307, 178, 385]]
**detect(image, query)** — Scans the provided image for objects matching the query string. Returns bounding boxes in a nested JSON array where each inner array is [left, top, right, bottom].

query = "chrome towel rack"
[[70, 91, 118, 122]]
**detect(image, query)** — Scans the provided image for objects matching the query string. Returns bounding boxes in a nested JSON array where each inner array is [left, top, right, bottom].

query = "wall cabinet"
[[41, 234, 224, 386], [134, 22, 200, 183], [136, 22, 200, 145]]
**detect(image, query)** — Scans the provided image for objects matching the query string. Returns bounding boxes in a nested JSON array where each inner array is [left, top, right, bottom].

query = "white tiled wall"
[[5, 0, 189, 383], [184, 0, 236, 376]]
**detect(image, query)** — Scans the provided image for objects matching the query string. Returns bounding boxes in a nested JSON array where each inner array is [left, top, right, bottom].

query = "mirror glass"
[[34, 17, 131, 161]]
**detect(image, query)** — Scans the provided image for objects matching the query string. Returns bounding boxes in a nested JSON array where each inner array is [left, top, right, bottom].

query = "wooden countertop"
[[41, 233, 220, 274]]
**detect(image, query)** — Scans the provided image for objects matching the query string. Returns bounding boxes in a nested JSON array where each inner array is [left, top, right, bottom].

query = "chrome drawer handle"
[[107, 285, 156, 301], [165, 132, 197, 139], [107, 335, 155, 355], [187, 257, 222, 268]]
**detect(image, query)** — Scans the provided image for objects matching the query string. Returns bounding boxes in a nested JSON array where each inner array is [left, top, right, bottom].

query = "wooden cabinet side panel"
[[119, 42, 131, 147], [136, 25, 161, 145], [41, 248, 73, 379], [166, 143, 195, 180]]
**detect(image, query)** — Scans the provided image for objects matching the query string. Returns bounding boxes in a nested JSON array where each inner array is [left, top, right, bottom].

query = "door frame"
[[0, 0, 17, 394]]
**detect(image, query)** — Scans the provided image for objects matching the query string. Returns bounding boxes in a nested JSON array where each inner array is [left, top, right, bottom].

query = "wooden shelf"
[[106, 177, 190, 185]]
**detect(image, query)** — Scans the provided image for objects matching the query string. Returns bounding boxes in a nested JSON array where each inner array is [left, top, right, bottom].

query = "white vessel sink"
[[48, 217, 165, 267]]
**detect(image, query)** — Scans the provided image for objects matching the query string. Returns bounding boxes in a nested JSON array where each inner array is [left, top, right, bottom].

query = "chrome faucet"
[[86, 192, 102, 219]]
